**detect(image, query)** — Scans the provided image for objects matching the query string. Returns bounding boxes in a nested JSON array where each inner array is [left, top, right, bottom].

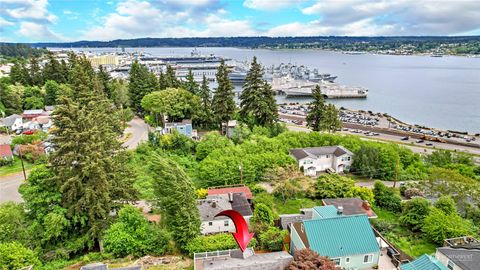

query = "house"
[[0, 144, 14, 162], [290, 206, 380, 269], [322, 198, 377, 218], [279, 208, 313, 230], [222, 120, 237, 138], [207, 185, 253, 202], [289, 146, 353, 176], [193, 248, 293, 270], [435, 237, 480, 270], [400, 254, 449, 270], [197, 192, 252, 235], [0, 114, 23, 131], [22, 109, 45, 120], [162, 119, 194, 138]]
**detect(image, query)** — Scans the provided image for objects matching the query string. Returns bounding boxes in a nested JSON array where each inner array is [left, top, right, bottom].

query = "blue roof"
[[313, 205, 340, 219], [303, 214, 379, 258], [400, 255, 449, 270]]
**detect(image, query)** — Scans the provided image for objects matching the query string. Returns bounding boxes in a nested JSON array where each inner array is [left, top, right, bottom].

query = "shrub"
[[195, 188, 208, 199], [0, 202, 30, 245], [103, 205, 170, 257], [0, 242, 41, 270], [434, 196, 457, 215], [315, 174, 355, 199], [345, 186, 375, 204], [287, 249, 340, 270], [258, 227, 288, 251], [373, 181, 402, 212], [399, 198, 431, 231], [422, 208, 475, 245], [185, 233, 257, 256], [250, 203, 275, 233]]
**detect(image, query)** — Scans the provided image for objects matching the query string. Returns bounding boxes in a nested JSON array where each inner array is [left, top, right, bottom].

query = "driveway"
[[0, 171, 28, 203], [122, 117, 151, 150], [355, 181, 396, 188]]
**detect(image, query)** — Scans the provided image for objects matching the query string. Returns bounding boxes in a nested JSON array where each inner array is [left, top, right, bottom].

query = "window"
[[345, 257, 351, 264], [447, 260, 454, 270], [208, 222, 213, 226], [326, 155, 330, 158], [332, 258, 341, 266], [363, 254, 373, 263], [224, 220, 229, 226], [347, 156, 351, 161]]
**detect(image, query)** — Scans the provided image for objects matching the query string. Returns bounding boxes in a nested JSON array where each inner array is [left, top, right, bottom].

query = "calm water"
[[70, 47, 480, 133]]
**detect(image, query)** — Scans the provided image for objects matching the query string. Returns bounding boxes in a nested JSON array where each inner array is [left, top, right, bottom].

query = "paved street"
[[0, 171, 28, 203], [122, 117, 151, 150]]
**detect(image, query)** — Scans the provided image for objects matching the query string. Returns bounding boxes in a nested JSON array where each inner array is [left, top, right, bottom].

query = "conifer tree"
[[28, 57, 44, 86], [128, 60, 158, 114], [306, 85, 326, 131], [50, 59, 137, 242], [9, 61, 30, 85], [97, 65, 112, 98], [320, 104, 342, 133], [43, 51, 66, 83], [212, 59, 236, 130], [184, 69, 199, 95], [198, 74, 214, 129], [158, 71, 167, 90], [240, 56, 278, 126], [165, 65, 180, 88], [43, 80, 60, 106], [151, 156, 201, 250]]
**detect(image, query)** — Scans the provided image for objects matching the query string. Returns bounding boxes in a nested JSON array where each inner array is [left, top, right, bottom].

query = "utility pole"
[[19, 150, 27, 181], [393, 158, 399, 188]]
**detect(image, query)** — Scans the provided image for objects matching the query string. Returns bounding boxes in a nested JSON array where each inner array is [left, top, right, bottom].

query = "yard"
[[0, 158, 33, 177]]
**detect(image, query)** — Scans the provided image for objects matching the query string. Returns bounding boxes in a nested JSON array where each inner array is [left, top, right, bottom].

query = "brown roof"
[[0, 144, 13, 158], [208, 185, 253, 199], [322, 198, 377, 218]]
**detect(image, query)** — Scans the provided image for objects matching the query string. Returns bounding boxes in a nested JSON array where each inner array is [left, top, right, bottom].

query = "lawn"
[[273, 197, 321, 214], [0, 158, 33, 177]]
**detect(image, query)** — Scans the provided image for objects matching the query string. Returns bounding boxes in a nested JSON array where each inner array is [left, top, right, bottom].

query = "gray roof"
[[198, 250, 293, 270], [0, 114, 21, 127], [80, 264, 141, 270], [289, 146, 353, 160], [165, 119, 192, 127], [322, 198, 377, 218], [437, 247, 480, 270], [197, 193, 252, 221], [279, 209, 313, 230]]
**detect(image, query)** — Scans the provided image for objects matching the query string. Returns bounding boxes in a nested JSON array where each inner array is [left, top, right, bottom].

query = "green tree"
[[273, 179, 302, 203], [0, 242, 41, 270], [320, 104, 342, 132], [315, 174, 355, 199], [128, 60, 159, 114], [165, 65, 180, 88], [28, 56, 44, 86], [345, 186, 375, 204], [434, 196, 457, 215], [425, 150, 452, 167], [103, 205, 170, 257], [240, 56, 278, 127], [184, 69, 199, 95], [422, 208, 475, 244], [50, 61, 137, 243], [306, 85, 326, 131], [212, 59, 235, 129], [258, 227, 288, 251], [150, 156, 201, 250], [44, 80, 60, 106], [373, 181, 402, 212], [195, 131, 233, 160], [250, 203, 274, 233], [43, 51, 66, 83], [0, 84, 23, 114], [197, 74, 215, 129], [24, 96, 44, 109], [0, 202, 30, 245], [97, 65, 112, 98], [109, 79, 130, 108], [158, 71, 167, 90], [9, 61, 30, 85], [399, 198, 431, 231]]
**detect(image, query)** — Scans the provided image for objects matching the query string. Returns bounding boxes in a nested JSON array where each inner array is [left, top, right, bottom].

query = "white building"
[[289, 146, 353, 176], [0, 114, 23, 131], [197, 192, 252, 235]]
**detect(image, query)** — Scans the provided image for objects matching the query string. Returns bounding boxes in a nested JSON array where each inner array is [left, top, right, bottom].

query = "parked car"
[[22, 130, 35, 135], [416, 139, 424, 143]]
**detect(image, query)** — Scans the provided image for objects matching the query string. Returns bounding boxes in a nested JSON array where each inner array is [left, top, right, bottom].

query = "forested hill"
[[29, 36, 480, 53]]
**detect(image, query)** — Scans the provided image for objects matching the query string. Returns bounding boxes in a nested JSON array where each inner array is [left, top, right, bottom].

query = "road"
[[122, 117, 151, 150], [0, 171, 28, 203]]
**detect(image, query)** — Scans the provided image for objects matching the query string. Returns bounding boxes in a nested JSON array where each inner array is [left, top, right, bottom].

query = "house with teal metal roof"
[[290, 206, 380, 269], [400, 254, 449, 270]]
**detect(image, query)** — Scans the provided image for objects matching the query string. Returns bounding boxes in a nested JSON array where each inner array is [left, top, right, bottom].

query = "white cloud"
[[2, 0, 57, 23], [243, 0, 302, 11], [0, 17, 15, 27], [18, 21, 64, 41]]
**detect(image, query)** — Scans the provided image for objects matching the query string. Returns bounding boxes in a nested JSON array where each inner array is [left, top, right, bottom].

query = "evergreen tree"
[[44, 80, 60, 106], [320, 104, 342, 132], [198, 74, 214, 129], [97, 65, 112, 98], [184, 69, 199, 95], [43, 51, 66, 83], [50, 60, 137, 242], [151, 156, 201, 250], [10, 61, 30, 85], [165, 65, 180, 88], [306, 85, 326, 131], [128, 60, 158, 114], [240, 57, 278, 126], [158, 71, 167, 90], [212, 59, 236, 130], [28, 57, 44, 86], [0, 84, 22, 115]]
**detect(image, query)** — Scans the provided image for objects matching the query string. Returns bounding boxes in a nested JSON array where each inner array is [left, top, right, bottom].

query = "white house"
[[0, 114, 23, 131], [197, 192, 252, 235], [289, 146, 353, 176]]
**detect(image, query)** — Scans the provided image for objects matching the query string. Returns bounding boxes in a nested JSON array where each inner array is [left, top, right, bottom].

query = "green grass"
[[0, 158, 33, 177], [273, 197, 320, 214]]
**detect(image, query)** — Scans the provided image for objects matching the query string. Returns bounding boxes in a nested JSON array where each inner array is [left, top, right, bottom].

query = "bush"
[[103, 205, 170, 257], [371, 219, 395, 235], [258, 227, 288, 251], [434, 196, 457, 215], [404, 188, 424, 199], [399, 198, 431, 231], [315, 174, 355, 199], [11, 131, 47, 145], [195, 188, 208, 199], [0, 242, 41, 270], [422, 208, 475, 245], [345, 186, 375, 204], [195, 132, 233, 160], [0, 202, 30, 245], [185, 233, 257, 256], [250, 203, 274, 233], [373, 181, 402, 212]]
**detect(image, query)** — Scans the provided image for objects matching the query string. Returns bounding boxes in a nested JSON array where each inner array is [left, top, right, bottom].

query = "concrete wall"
[[436, 250, 462, 270]]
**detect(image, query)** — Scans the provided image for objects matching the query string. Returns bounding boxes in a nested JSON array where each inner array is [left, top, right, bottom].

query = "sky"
[[1, 0, 480, 43]]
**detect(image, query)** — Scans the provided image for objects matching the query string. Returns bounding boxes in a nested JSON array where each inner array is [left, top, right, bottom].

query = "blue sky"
[[1, 0, 479, 42]]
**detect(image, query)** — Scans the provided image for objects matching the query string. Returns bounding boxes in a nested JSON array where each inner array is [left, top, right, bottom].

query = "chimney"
[[363, 200, 371, 210], [228, 192, 234, 202], [337, 206, 343, 215]]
